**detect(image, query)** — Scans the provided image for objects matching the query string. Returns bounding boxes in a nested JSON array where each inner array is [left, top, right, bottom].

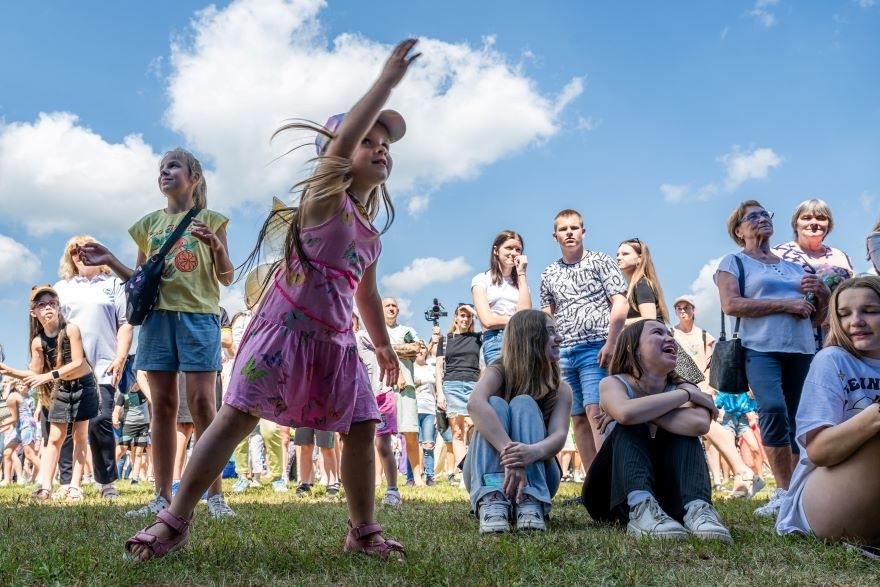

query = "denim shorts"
[[418, 412, 437, 445], [481, 328, 504, 365], [47, 375, 100, 424], [135, 310, 221, 372], [720, 412, 751, 439], [559, 341, 606, 415], [443, 380, 476, 418]]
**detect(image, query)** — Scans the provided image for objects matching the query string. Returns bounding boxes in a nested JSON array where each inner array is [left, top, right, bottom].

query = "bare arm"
[[107, 324, 134, 388], [599, 294, 628, 367], [804, 404, 880, 467], [514, 255, 532, 311], [76, 242, 139, 282], [472, 284, 509, 329]]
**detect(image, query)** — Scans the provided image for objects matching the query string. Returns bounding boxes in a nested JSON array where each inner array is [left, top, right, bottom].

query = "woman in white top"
[[471, 230, 532, 365]]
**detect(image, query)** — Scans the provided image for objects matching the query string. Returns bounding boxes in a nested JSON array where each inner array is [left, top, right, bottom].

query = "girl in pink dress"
[[124, 39, 421, 563]]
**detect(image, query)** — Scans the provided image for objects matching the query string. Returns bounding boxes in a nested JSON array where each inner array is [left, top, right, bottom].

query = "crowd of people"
[[2, 38, 880, 564]]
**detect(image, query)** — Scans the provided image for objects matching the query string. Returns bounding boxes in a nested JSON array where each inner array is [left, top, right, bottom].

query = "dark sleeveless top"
[[40, 329, 72, 369]]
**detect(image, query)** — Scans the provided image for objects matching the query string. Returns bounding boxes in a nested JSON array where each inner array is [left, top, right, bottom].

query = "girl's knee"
[[421, 442, 435, 451]]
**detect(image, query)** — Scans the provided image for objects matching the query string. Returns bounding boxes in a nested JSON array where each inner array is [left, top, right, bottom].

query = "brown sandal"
[[31, 488, 51, 501], [125, 509, 192, 562], [344, 521, 405, 562]]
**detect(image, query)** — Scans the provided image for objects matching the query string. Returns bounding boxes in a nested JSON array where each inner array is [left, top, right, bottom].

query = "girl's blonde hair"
[[240, 121, 395, 283], [619, 238, 669, 323], [161, 148, 207, 208], [58, 235, 112, 280], [825, 276, 880, 356], [489, 310, 559, 417], [446, 307, 476, 335]]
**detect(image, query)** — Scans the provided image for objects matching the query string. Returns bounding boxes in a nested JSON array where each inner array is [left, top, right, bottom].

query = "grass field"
[[0, 479, 877, 586]]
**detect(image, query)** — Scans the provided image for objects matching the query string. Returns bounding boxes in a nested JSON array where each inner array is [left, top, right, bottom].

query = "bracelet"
[[517, 272, 526, 277], [51, 370, 60, 380], [683, 388, 691, 404]]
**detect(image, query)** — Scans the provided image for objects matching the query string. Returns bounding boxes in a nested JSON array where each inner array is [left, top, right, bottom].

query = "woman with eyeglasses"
[[616, 238, 669, 327], [715, 200, 830, 518]]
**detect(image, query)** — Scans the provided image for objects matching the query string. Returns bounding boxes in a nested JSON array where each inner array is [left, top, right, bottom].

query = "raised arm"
[[76, 242, 140, 283]]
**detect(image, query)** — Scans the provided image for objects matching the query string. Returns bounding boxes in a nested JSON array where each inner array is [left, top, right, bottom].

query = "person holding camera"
[[471, 230, 532, 365]]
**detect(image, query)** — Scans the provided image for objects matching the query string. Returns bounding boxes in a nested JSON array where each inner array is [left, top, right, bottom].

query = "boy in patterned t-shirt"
[[540, 209, 628, 477]]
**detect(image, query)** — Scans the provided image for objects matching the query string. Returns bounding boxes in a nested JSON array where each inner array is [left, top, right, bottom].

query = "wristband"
[[684, 388, 691, 404], [51, 370, 60, 380]]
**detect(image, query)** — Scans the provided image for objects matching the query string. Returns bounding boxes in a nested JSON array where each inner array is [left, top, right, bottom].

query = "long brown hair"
[[490, 310, 559, 413], [28, 290, 67, 406], [609, 319, 683, 386], [488, 230, 524, 287], [619, 238, 669, 323]]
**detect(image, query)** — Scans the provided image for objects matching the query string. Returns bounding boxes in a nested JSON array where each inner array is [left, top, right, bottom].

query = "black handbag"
[[125, 207, 201, 326], [709, 255, 749, 393]]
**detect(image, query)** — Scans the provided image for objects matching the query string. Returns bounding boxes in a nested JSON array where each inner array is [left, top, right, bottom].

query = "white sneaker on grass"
[[753, 488, 787, 518], [515, 495, 546, 531], [478, 491, 511, 534], [232, 478, 250, 493], [206, 494, 236, 518], [124, 495, 169, 518], [627, 496, 688, 540], [683, 500, 732, 543]]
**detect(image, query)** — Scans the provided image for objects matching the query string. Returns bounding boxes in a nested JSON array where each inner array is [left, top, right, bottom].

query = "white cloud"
[[857, 0, 878, 8], [749, 0, 779, 27], [720, 146, 782, 192], [407, 193, 430, 216], [861, 190, 876, 213], [380, 256, 472, 294], [576, 115, 600, 132], [0, 112, 164, 237], [0, 235, 41, 285], [696, 183, 719, 201], [660, 183, 690, 203], [678, 257, 724, 333], [0, 0, 579, 237], [720, 27, 730, 40]]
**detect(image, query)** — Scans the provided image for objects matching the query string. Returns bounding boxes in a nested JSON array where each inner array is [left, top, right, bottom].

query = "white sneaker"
[[683, 500, 733, 543], [515, 495, 546, 531], [478, 492, 511, 534], [124, 495, 169, 518], [627, 496, 688, 540], [382, 488, 402, 506], [232, 478, 250, 493], [206, 494, 236, 518], [753, 488, 787, 518]]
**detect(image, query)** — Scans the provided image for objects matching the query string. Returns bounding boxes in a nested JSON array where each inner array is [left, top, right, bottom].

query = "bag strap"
[[719, 255, 746, 340], [702, 328, 707, 354], [155, 207, 201, 260]]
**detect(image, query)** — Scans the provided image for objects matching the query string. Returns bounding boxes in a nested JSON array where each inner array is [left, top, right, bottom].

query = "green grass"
[[0, 480, 877, 586]]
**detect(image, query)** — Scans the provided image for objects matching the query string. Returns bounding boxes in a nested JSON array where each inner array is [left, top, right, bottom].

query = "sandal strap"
[[156, 509, 191, 535], [348, 521, 383, 541]]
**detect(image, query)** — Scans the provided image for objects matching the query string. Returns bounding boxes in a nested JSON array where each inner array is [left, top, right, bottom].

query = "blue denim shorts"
[[135, 310, 221, 372], [559, 341, 606, 415], [481, 328, 504, 365], [443, 380, 476, 417], [720, 412, 751, 439]]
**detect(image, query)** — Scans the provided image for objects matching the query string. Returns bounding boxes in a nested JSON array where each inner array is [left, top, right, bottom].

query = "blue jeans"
[[417, 413, 436, 478], [463, 395, 561, 516], [559, 341, 606, 415], [481, 329, 504, 365], [744, 348, 813, 452]]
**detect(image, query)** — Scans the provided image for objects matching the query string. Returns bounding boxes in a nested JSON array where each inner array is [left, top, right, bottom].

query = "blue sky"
[[1, 0, 878, 368]]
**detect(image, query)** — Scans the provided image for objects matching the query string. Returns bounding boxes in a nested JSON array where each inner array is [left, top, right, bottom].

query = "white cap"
[[673, 295, 696, 308]]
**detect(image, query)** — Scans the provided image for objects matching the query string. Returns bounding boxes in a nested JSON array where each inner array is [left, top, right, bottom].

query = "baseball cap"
[[455, 302, 477, 316], [673, 295, 696, 309], [30, 285, 58, 303], [315, 109, 407, 155]]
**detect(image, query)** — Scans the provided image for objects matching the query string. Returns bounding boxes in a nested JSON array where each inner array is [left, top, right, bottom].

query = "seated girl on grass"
[[776, 276, 880, 558]]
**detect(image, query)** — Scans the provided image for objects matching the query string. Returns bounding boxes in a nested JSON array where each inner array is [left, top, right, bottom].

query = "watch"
[[51, 370, 60, 380]]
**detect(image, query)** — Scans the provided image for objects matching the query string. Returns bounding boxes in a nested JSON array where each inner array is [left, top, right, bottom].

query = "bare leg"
[[38, 423, 66, 490], [70, 420, 89, 491], [341, 421, 376, 525], [450, 415, 468, 469], [321, 446, 339, 486], [374, 435, 397, 487], [298, 443, 315, 484], [765, 446, 796, 490], [184, 372, 222, 497], [145, 371, 180, 501], [173, 423, 194, 480], [404, 431, 423, 486], [572, 414, 597, 476]]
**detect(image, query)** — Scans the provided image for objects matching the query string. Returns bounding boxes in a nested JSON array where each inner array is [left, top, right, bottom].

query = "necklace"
[[346, 192, 370, 220]]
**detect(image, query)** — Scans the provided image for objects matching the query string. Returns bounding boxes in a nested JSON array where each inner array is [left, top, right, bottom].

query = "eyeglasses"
[[34, 300, 59, 310], [739, 211, 774, 224]]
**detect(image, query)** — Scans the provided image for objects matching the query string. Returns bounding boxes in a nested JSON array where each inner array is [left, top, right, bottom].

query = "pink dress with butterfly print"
[[223, 195, 381, 433]]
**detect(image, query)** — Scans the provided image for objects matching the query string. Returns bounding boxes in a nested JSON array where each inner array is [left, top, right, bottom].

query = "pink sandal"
[[344, 521, 405, 562], [125, 509, 192, 562]]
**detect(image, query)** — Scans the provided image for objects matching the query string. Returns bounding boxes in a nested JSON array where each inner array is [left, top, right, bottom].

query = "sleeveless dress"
[[224, 196, 381, 433]]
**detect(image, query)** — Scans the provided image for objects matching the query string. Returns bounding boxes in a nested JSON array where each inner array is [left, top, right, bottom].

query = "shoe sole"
[[690, 530, 733, 543], [627, 523, 688, 540], [479, 524, 510, 534], [516, 521, 547, 531]]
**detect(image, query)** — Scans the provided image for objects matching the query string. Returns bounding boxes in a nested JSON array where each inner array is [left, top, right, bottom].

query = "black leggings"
[[58, 384, 118, 485]]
